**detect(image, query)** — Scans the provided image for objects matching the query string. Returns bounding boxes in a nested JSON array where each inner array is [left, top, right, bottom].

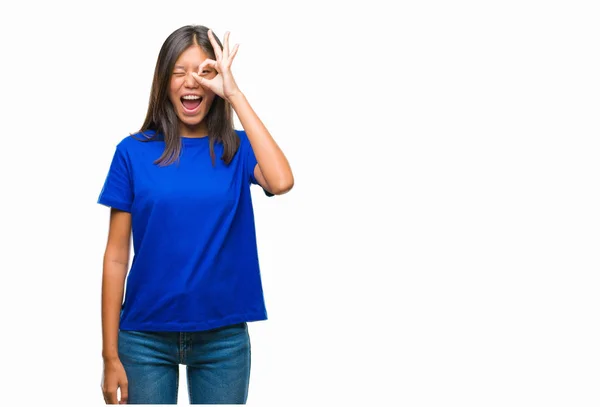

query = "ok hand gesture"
[[192, 30, 241, 102]]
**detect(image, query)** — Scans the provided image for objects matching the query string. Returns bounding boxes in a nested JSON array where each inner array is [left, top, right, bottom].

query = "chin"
[[181, 117, 205, 127], [177, 110, 207, 126]]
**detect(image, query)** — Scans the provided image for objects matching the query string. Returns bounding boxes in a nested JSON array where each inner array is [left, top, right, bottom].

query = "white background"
[[0, 0, 598, 406]]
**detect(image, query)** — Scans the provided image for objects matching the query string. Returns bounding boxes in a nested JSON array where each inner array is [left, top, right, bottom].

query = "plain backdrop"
[[0, 0, 599, 406]]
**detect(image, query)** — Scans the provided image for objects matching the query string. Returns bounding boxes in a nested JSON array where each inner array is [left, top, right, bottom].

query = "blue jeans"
[[118, 322, 251, 404]]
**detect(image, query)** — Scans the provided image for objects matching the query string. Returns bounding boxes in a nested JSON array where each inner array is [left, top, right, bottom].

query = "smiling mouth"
[[181, 95, 203, 112]]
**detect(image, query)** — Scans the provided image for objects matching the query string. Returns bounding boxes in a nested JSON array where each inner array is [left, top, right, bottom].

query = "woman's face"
[[168, 45, 217, 135]]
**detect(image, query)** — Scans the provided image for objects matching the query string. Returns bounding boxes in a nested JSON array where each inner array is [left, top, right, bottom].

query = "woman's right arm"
[[101, 208, 131, 404]]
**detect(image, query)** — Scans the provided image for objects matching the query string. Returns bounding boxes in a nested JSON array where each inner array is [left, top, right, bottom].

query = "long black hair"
[[138, 25, 239, 166]]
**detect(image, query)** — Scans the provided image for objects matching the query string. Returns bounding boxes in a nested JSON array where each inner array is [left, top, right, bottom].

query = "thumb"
[[191, 72, 209, 89], [119, 381, 128, 404]]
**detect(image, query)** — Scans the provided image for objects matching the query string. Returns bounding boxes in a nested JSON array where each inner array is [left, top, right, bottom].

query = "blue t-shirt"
[[97, 129, 271, 331]]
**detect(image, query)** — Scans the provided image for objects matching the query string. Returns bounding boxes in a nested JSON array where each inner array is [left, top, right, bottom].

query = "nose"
[[184, 71, 199, 88]]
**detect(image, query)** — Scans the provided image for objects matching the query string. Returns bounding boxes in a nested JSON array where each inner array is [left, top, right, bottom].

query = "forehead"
[[174, 45, 210, 67]]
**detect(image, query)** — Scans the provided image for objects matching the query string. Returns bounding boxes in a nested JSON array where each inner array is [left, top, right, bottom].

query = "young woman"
[[98, 24, 293, 404]]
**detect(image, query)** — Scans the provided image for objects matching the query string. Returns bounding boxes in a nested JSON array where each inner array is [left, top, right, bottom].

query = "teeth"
[[182, 95, 201, 100]]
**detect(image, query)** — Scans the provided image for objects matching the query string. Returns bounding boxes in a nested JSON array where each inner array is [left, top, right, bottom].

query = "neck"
[[180, 122, 208, 138]]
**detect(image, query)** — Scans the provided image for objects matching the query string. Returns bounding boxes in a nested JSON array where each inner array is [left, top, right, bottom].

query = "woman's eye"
[[173, 72, 185, 76]]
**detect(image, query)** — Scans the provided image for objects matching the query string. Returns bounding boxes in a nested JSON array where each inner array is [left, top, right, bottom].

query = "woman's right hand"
[[101, 358, 129, 404]]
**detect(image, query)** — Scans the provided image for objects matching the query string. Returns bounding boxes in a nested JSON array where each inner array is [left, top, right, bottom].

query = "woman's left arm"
[[193, 29, 294, 195], [230, 93, 294, 195]]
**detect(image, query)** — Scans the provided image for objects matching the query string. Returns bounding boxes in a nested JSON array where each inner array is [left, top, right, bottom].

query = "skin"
[[101, 30, 294, 404], [101, 209, 130, 405], [168, 45, 218, 137]]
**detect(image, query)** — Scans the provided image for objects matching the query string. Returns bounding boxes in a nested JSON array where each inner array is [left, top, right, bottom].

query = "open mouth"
[[181, 95, 203, 113]]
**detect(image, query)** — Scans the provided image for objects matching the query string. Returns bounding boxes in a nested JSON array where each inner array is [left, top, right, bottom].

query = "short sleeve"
[[97, 145, 134, 212], [239, 130, 274, 197]]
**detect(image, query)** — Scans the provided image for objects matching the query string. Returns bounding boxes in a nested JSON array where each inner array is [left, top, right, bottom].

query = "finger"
[[191, 72, 215, 92], [198, 58, 218, 73], [227, 43, 240, 67], [207, 29, 223, 60], [192, 59, 216, 86], [191, 72, 205, 87], [119, 381, 129, 404], [104, 390, 117, 404], [223, 31, 230, 58]]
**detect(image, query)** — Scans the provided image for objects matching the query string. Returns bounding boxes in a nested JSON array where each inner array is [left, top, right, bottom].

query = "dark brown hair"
[[137, 25, 239, 166]]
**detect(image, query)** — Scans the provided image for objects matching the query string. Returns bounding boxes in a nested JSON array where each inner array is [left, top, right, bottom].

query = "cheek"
[[168, 79, 182, 104], [203, 94, 217, 110]]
